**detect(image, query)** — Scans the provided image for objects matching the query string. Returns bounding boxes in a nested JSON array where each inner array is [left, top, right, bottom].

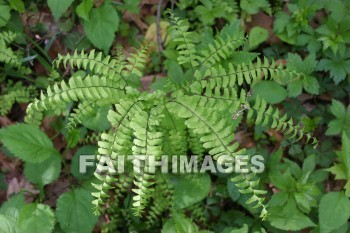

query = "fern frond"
[[25, 75, 125, 125], [231, 173, 268, 220], [168, 12, 199, 67], [247, 96, 318, 147], [0, 83, 34, 115], [92, 97, 144, 214], [130, 101, 164, 216], [0, 31, 17, 44], [0, 41, 20, 67], [122, 44, 149, 80], [146, 173, 173, 228], [92, 154, 118, 215], [55, 50, 127, 86], [198, 33, 246, 68], [185, 57, 300, 92]]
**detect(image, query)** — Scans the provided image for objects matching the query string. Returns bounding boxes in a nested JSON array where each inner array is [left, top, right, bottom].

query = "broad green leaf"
[[173, 173, 211, 209], [302, 154, 316, 174], [0, 4, 11, 27], [330, 100, 346, 117], [319, 192, 350, 233], [8, 0, 25, 12], [287, 79, 303, 97], [47, 0, 74, 21], [24, 154, 61, 187], [269, 200, 316, 231], [76, 0, 93, 21], [252, 81, 287, 104], [240, 0, 270, 15], [0, 214, 17, 233], [0, 124, 58, 163], [0, 193, 25, 220], [162, 214, 199, 233], [248, 27, 268, 50], [167, 60, 184, 84], [56, 188, 98, 233], [17, 204, 55, 233], [326, 119, 344, 135], [83, 3, 120, 53], [71, 145, 97, 180], [303, 76, 319, 95], [81, 106, 111, 131]]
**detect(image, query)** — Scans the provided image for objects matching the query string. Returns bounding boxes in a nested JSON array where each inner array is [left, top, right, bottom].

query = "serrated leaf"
[[17, 203, 55, 233], [248, 27, 268, 50], [269, 200, 316, 231], [0, 193, 25, 220], [83, 3, 120, 53], [0, 124, 58, 163], [24, 154, 61, 187], [76, 0, 93, 21], [319, 192, 350, 233], [0, 214, 17, 233], [303, 76, 319, 95], [330, 100, 346, 117], [56, 188, 98, 233], [47, 0, 74, 21], [8, 0, 25, 12]]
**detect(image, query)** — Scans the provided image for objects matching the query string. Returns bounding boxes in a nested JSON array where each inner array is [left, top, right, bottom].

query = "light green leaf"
[[83, 3, 120, 53], [173, 173, 211, 209], [248, 27, 268, 50], [0, 214, 17, 233], [47, 0, 74, 21], [269, 200, 316, 231], [24, 154, 61, 187], [326, 119, 344, 135], [287, 79, 303, 97], [330, 100, 346, 117], [0, 124, 58, 163], [253, 81, 287, 104], [56, 188, 98, 233], [303, 76, 319, 95], [17, 204, 55, 233], [162, 214, 199, 233], [319, 192, 350, 233], [0, 4, 11, 27], [76, 0, 93, 21], [8, 0, 25, 12], [0, 193, 25, 220]]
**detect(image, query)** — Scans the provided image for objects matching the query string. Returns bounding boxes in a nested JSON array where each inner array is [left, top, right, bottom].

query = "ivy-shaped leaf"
[[83, 3, 120, 53]]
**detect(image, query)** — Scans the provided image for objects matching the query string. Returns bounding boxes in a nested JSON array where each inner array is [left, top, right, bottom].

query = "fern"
[[24, 14, 318, 220], [0, 82, 34, 115]]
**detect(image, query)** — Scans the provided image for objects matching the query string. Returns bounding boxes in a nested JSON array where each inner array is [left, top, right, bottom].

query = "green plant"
[[19, 12, 318, 222], [0, 31, 34, 115]]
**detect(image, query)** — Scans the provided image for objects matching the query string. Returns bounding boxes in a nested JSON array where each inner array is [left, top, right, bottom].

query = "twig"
[[156, 0, 164, 52]]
